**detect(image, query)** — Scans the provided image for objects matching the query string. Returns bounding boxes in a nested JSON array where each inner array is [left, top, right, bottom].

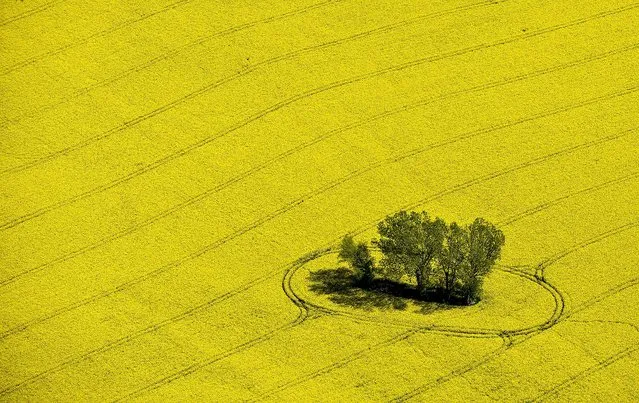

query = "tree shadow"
[[308, 267, 460, 314]]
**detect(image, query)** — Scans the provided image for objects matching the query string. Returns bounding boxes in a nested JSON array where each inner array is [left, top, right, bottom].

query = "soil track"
[[108, 188, 637, 401], [2, 170, 635, 400], [3, 1, 635, 218], [2, 44, 636, 289], [0, 0, 65, 27], [1, 0, 195, 76], [1, 0, 516, 176], [391, 239, 639, 401], [0, 0, 500, 129], [284, 251, 562, 338], [1, 124, 631, 342], [0, 39, 639, 237]]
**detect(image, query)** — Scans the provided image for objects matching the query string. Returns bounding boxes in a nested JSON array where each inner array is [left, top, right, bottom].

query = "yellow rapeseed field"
[[1, 0, 637, 401]]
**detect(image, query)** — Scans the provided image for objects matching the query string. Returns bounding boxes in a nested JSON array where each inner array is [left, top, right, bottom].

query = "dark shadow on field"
[[308, 267, 459, 314]]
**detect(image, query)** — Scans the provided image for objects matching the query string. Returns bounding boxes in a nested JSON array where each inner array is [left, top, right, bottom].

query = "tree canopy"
[[339, 234, 375, 286], [338, 211, 505, 305]]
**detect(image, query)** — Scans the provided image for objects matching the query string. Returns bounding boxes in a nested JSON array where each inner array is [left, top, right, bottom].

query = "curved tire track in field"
[[3, 1, 633, 201], [391, 223, 639, 401], [0, 250, 325, 398], [528, 279, 639, 401], [1, 0, 196, 76], [259, 217, 638, 401], [0, 0, 498, 129], [2, 43, 635, 288], [0, 96, 633, 343], [0, 0, 64, 27], [109, 251, 327, 403], [2, 129, 635, 398], [243, 260, 555, 403], [0, 0, 517, 230], [284, 256, 562, 338], [0, 0, 511, 176], [112, 156, 639, 401]]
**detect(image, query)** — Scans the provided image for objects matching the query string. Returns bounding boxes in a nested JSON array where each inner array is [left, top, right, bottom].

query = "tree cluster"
[[339, 211, 505, 305]]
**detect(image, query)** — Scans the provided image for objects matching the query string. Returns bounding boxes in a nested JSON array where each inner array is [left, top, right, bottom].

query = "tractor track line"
[[569, 276, 639, 315], [0, 0, 500, 129], [113, 316, 308, 403], [0, 250, 326, 397], [530, 341, 639, 402], [497, 266, 565, 335], [0, 110, 633, 345], [0, 0, 64, 27], [126, 224, 638, 401], [284, 254, 559, 339], [498, 171, 639, 226], [103, 137, 638, 400], [247, 329, 419, 402], [567, 319, 639, 334], [390, 227, 639, 401], [109, 251, 326, 403], [347, 126, 638, 240], [1, 0, 197, 76], [2, 1, 632, 192], [2, 42, 635, 288], [2, 129, 633, 397], [392, 335, 513, 402], [0, 198, 305, 341], [0, 0, 343, 127], [541, 220, 639, 268], [0, 0, 511, 174]]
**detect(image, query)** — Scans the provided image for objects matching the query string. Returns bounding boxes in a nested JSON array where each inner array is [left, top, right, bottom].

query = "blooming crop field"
[[0, 0, 637, 401]]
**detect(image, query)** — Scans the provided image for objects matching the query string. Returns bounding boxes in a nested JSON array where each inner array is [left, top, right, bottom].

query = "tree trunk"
[[415, 267, 424, 294]]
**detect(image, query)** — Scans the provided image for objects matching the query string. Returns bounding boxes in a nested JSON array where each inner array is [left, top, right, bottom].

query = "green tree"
[[459, 218, 505, 304], [352, 243, 375, 286], [376, 211, 446, 294], [338, 235, 357, 264], [339, 235, 375, 286], [438, 222, 469, 301]]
